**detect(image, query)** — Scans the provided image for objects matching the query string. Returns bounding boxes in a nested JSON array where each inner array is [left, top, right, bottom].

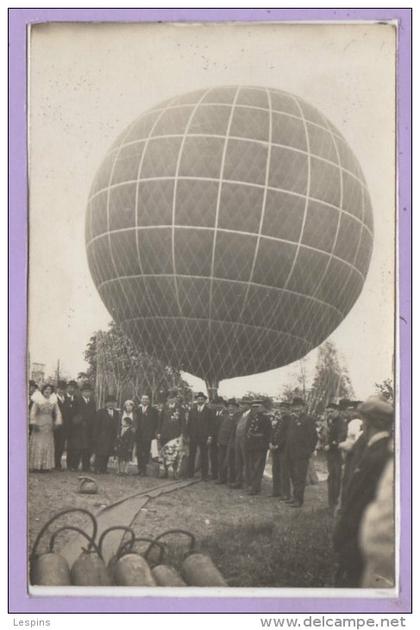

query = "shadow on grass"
[[200, 507, 336, 587]]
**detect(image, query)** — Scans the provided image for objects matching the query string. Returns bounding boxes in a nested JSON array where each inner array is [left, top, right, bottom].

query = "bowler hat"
[[338, 398, 352, 410], [167, 389, 178, 398], [80, 382, 92, 392], [227, 398, 239, 407], [57, 379, 67, 389], [29, 380, 38, 388], [195, 391, 208, 399], [358, 396, 393, 426], [326, 402, 338, 410], [105, 393, 117, 403], [67, 380, 78, 388], [240, 396, 253, 405]]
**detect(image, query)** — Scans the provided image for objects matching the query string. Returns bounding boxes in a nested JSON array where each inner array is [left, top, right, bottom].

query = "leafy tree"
[[307, 341, 354, 415], [375, 378, 394, 402], [84, 322, 191, 407]]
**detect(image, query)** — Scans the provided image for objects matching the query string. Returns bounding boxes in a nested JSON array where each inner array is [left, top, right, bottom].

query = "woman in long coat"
[[29, 384, 62, 471]]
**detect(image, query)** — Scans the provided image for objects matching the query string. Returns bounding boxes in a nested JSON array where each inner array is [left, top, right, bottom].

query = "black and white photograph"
[[27, 20, 396, 593]]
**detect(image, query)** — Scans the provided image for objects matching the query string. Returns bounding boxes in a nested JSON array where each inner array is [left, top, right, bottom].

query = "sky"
[[28, 21, 396, 399]]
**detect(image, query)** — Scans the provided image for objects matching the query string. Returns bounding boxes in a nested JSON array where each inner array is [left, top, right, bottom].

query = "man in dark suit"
[[209, 397, 226, 480], [333, 395, 393, 587], [270, 401, 292, 499], [92, 394, 120, 474], [285, 397, 318, 507], [62, 380, 79, 470], [67, 382, 96, 472], [215, 398, 239, 485], [135, 394, 158, 476], [324, 402, 348, 507], [245, 399, 272, 495], [54, 380, 68, 470], [231, 396, 253, 489], [186, 392, 214, 481]]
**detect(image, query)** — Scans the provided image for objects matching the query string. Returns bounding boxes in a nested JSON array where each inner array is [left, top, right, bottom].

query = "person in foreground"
[[333, 395, 393, 587]]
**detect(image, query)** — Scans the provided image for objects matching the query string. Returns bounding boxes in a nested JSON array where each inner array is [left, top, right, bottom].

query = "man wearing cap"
[[215, 398, 240, 485], [67, 382, 96, 472], [186, 392, 214, 481], [333, 395, 393, 587], [135, 394, 159, 476], [92, 394, 120, 474], [245, 399, 273, 495], [270, 401, 292, 499], [284, 397, 318, 507], [324, 402, 347, 508], [230, 396, 253, 489]]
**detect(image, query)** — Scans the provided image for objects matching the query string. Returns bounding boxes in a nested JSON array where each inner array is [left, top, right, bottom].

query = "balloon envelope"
[[86, 86, 373, 384]]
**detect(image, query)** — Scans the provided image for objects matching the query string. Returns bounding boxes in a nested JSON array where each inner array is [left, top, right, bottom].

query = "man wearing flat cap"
[[324, 402, 347, 508], [333, 395, 393, 587], [284, 397, 318, 507], [91, 393, 120, 473], [270, 401, 292, 500], [186, 392, 214, 481]]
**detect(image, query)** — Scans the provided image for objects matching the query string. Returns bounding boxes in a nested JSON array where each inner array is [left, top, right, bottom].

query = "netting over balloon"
[[86, 86, 373, 383]]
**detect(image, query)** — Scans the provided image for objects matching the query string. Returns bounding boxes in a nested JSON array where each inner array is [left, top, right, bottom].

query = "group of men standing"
[[168, 391, 318, 505]]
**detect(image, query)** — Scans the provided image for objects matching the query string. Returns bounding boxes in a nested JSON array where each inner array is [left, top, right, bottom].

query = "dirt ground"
[[28, 455, 335, 587]]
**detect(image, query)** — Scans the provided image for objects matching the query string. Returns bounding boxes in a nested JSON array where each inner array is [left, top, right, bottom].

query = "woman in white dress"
[[29, 384, 62, 471]]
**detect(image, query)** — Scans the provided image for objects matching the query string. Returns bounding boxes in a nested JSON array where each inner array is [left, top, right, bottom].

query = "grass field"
[[28, 460, 336, 587]]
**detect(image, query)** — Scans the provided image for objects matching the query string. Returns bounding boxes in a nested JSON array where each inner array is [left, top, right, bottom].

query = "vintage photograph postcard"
[[8, 7, 412, 615]]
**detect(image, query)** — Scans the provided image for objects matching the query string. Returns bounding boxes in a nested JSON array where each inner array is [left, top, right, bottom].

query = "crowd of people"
[[28, 378, 394, 589]]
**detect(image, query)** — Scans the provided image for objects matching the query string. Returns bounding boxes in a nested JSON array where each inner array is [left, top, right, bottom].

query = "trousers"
[[94, 454, 110, 473], [188, 440, 209, 479], [271, 449, 291, 498], [234, 438, 250, 487], [288, 455, 310, 504], [327, 451, 343, 506], [136, 439, 152, 474], [67, 449, 91, 472], [53, 426, 66, 469], [247, 449, 267, 493]]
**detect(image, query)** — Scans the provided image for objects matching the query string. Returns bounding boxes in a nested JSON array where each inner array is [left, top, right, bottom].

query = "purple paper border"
[[8, 7, 412, 614]]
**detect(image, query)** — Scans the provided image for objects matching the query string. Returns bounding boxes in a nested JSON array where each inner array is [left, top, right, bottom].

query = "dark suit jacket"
[[326, 415, 348, 451], [333, 435, 391, 571], [67, 396, 96, 451], [285, 414, 318, 460], [187, 405, 215, 443], [271, 414, 291, 450], [246, 412, 272, 451], [135, 406, 158, 444], [92, 408, 120, 456]]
